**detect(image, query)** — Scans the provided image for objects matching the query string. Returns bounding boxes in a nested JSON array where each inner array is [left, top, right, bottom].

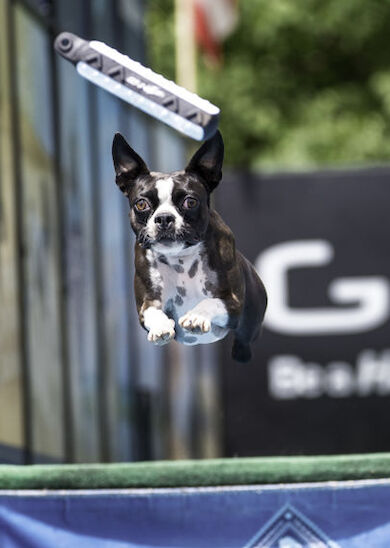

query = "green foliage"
[[147, 0, 390, 169]]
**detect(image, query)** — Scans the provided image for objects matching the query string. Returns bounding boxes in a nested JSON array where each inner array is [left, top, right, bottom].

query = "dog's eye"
[[183, 197, 198, 209], [135, 199, 150, 212]]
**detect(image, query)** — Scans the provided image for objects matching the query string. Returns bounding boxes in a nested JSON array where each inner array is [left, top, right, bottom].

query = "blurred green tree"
[[147, 0, 390, 169]]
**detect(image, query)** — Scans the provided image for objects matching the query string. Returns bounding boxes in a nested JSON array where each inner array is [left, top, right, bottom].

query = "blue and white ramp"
[[1, 455, 390, 547], [1, 479, 390, 547]]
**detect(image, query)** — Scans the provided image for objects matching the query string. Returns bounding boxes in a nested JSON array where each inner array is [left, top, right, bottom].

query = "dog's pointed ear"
[[185, 130, 224, 193], [112, 133, 149, 195]]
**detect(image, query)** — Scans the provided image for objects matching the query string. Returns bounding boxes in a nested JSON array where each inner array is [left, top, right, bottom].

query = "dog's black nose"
[[155, 213, 175, 229]]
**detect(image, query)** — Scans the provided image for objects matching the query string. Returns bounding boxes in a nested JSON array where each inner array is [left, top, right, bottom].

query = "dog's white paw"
[[147, 318, 175, 345], [179, 312, 211, 334]]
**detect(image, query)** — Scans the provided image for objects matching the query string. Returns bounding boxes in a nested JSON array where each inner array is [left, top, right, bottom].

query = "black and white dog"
[[112, 131, 267, 362]]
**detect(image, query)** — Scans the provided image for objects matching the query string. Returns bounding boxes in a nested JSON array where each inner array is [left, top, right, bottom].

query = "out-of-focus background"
[[1, 0, 390, 464]]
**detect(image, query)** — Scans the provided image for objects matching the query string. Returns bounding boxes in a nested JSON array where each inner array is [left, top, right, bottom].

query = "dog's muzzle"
[[154, 213, 177, 242], [155, 213, 175, 230]]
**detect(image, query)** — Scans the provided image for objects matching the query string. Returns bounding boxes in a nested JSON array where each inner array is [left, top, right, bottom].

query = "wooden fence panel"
[[0, 0, 23, 451], [95, 88, 138, 462], [14, 6, 64, 461], [57, 58, 101, 462]]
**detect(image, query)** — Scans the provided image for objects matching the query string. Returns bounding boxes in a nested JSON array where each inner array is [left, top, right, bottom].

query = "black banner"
[[217, 167, 390, 456]]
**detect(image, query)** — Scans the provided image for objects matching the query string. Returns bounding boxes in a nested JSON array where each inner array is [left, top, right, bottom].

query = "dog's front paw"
[[147, 318, 175, 345], [179, 312, 211, 334]]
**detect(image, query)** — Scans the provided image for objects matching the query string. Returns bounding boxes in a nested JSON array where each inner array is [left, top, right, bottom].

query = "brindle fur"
[[113, 131, 267, 362]]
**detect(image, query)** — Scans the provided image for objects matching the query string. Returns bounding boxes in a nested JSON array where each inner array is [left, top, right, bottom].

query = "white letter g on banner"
[[256, 240, 390, 336]]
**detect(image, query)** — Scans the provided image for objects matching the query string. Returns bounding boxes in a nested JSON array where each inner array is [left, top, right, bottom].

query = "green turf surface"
[[0, 453, 390, 490]]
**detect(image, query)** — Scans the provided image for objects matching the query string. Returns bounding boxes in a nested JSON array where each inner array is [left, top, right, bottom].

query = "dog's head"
[[112, 131, 224, 253]]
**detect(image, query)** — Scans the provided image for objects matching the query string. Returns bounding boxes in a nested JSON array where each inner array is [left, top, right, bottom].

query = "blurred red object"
[[195, 0, 238, 65]]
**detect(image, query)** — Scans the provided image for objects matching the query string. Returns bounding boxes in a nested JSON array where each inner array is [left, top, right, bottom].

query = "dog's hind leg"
[[231, 254, 267, 363], [232, 337, 253, 363], [232, 313, 261, 363]]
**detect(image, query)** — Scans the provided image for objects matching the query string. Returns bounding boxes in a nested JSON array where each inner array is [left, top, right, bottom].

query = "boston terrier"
[[112, 130, 267, 362]]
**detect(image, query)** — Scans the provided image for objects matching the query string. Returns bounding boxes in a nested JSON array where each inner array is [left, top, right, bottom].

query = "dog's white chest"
[[146, 245, 228, 345]]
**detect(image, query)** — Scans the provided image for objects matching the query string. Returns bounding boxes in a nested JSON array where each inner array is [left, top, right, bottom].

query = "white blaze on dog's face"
[[146, 177, 184, 241]]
